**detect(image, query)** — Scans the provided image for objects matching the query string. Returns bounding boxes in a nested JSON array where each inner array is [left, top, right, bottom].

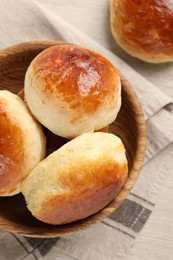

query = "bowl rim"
[[0, 40, 146, 237]]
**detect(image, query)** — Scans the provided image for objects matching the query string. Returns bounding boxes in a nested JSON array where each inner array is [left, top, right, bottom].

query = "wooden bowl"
[[0, 41, 146, 237]]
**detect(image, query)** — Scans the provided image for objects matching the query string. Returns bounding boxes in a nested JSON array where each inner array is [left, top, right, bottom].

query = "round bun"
[[110, 0, 173, 63], [24, 44, 121, 139], [0, 90, 46, 196], [21, 132, 128, 225]]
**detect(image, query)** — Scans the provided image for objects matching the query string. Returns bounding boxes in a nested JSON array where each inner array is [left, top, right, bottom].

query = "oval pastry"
[[21, 132, 128, 225], [0, 90, 46, 196]]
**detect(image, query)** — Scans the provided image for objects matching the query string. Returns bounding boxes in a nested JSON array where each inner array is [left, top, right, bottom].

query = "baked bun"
[[24, 44, 121, 139], [0, 90, 46, 196], [110, 0, 173, 63], [21, 132, 128, 225]]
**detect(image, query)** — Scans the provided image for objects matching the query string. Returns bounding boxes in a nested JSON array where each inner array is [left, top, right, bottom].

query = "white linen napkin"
[[0, 0, 173, 259]]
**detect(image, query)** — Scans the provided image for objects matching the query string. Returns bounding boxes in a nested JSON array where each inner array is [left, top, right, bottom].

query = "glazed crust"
[[21, 132, 128, 225], [0, 91, 46, 196], [25, 45, 121, 138], [37, 163, 127, 225], [0, 99, 24, 195], [110, 0, 173, 63], [32, 45, 119, 114]]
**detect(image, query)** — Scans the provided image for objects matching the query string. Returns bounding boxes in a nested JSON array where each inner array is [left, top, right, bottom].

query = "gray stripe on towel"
[[109, 199, 151, 232]]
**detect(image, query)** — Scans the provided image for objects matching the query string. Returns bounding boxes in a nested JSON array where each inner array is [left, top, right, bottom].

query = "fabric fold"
[[145, 108, 173, 163]]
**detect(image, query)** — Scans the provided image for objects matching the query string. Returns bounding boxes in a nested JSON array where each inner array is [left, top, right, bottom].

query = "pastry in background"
[[0, 90, 46, 196], [110, 0, 173, 63], [24, 44, 121, 139], [21, 132, 128, 225]]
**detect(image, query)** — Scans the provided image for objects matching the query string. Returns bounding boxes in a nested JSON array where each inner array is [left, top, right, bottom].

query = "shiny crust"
[[25, 45, 121, 138], [21, 132, 128, 225], [110, 0, 173, 63], [32, 45, 119, 114], [0, 91, 46, 196], [37, 162, 127, 224], [0, 98, 24, 195]]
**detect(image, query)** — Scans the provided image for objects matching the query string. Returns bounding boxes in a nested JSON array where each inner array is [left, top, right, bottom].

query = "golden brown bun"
[[24, 44, 121, 138], [110, 0, 173, 63], [0, 90, 46, 196], [21, 132, 128, 225]]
